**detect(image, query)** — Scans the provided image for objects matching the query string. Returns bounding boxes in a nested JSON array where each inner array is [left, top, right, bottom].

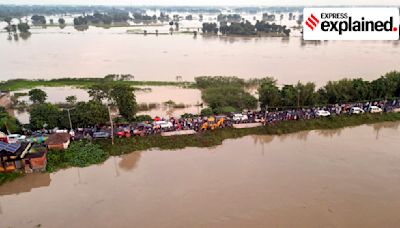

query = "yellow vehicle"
[[211, 117, 224, 130], [200, 122, 209, 131], [201, 116, 224, 131]]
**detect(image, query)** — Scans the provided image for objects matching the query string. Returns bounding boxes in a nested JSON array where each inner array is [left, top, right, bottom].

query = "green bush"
[[46, 150, 68, 172], [135, 115, 153, 122], [47, 141, 109, 172], [213, 106, 237, 114], [65, 142, 108, 168], [0, 173, 21, 185], [201, 107, 214, 116]]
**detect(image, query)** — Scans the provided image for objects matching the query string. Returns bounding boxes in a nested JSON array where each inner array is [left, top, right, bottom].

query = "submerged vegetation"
[[0, 75, 191, 91], [46, 142, 108, 172], [195, 76, 257, 114]]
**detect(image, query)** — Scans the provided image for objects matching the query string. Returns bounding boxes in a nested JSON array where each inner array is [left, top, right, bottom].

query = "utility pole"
[[264, 105, 268, 126], [67, 109, 73, 131], [297, 88, 300, 109], [108, 105, 114, 145]]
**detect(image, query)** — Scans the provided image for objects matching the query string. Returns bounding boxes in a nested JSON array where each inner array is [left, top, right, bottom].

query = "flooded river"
[[1, 122, 400, 227], [0, 26, 399, 85]]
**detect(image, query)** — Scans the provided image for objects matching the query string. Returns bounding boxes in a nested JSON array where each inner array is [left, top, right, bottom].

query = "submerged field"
[[0, 78, 192, 91]]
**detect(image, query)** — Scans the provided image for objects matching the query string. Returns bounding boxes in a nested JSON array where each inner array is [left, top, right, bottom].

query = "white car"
[[7, 134, 27, 144], [154, 121, 173, 129], [369, 106, 383, 113], [315, 110, 331, 117], [232, 114, 248, 122], [350, 107, 365, 115]]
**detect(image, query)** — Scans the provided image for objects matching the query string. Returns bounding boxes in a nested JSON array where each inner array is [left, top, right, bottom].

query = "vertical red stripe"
[[308, 18, 317, 27], [305, 21, 314, 30], [311, 14, 319, 23]]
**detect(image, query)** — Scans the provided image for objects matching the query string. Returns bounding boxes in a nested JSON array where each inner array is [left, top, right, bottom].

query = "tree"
[[201, 107, 214, 116], [65, 95, 77, 105], [28, 88, 47, 104], [69, 101, 109, 127], [17, 23, 30, 33], [373, 72, 400, 98], [31, 15, 46, 25], [4, 17, 12, 25], [0, 107, 20, 133], [202, 86, 257, 112], [29, 103, 61, 129], [258, 77, 281, 108], [195, 76, 245, 89], [58, 18, 66, 25], [110, 84, 137, 121], [295, 82, 317, 106], [88, 84, 112, 102], [202, 23, 218, 34], [280, 85, 297, 107]]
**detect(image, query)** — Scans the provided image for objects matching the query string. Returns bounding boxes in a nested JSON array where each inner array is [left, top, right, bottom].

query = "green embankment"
[[1, 113, 400, 186], [98, 113, 400, 156], [0, 78, 193, 91]]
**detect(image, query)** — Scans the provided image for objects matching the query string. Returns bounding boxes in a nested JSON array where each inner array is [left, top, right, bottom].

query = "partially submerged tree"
[[110, 84, 137, 121], [29, 88, 47, 104]]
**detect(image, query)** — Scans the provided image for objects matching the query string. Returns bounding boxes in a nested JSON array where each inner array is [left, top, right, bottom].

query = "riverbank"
[[1, 112, 399, 186], [0, 78, 193, 91]]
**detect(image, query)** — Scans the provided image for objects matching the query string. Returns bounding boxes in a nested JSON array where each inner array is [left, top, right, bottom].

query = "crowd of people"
[[68, 98, 400, 140]]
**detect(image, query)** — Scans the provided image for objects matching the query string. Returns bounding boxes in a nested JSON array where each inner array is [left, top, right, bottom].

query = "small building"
[[46, 133, 71, 150], [0, 142, 47, 173]]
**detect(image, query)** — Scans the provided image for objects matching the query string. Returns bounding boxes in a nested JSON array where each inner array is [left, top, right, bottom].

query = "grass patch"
[[46, 142, 108, 173], [0, 78, 194, 91], [0, 172, 22, 185]]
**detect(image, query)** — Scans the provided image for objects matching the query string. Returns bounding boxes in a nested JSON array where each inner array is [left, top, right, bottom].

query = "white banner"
[[303, 8, 399, 40]]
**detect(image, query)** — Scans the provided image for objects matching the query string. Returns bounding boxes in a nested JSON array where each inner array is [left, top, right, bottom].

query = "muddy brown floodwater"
[[1, 122, 400, 228], [1, 28, 399, 85]]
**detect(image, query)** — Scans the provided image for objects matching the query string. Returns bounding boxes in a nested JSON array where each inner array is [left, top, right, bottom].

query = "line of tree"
[[27, 83, 138, 130], [258, 71, 400, 108], [73, 11, 130, 26], [217, 14, 241, 22], [255, 20, 290, 36], [262, 13, 275, 21], [202, 23, 218, 34], [5, 22, 30, 33], [220, 21, 256, 36], [203, 20, 290, 36], [31, 15, 46, 25]]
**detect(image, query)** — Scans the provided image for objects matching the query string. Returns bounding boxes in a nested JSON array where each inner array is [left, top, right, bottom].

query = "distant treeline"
[[194, 72, 400, 114], [258, 71, 400, 108], [0, 75, 190, 91], [203, 20, 290, 36], [0, 5, 146, 20], [0, 5, 221, 21], [73, 10, 130, 26]]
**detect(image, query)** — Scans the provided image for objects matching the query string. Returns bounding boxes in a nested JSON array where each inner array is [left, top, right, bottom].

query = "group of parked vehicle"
[[3, 99, 400, 143]]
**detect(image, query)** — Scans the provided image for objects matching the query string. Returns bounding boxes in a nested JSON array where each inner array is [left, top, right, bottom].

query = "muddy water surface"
[[1, 122, 400, 227], [1, 29, 399, 85]]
